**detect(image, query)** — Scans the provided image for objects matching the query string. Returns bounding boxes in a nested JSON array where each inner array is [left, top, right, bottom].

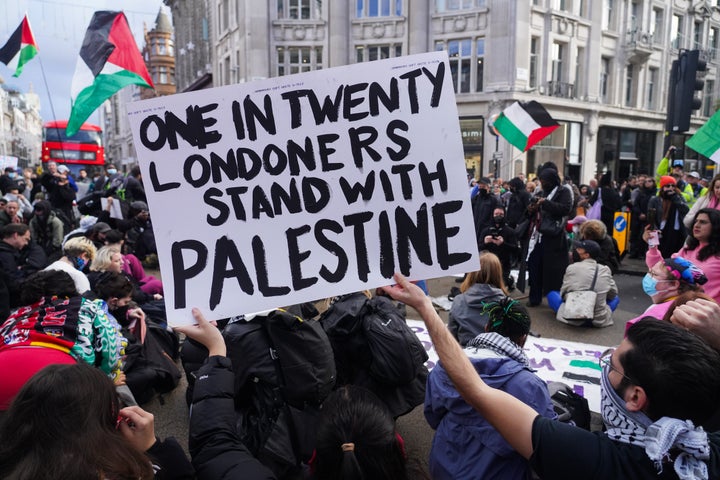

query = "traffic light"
[[671, 50, 707, 133]]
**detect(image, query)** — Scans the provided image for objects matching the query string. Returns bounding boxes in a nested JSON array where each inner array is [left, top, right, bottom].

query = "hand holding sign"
[[127, 52, 478, 325]]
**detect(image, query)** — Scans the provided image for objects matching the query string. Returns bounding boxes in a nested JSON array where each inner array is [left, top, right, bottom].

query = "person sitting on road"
[[644, 208, 720, 304], [380, 273, 720, 480], [88, 245, 162, 305], [626, 256, 707, 334], [0, 270, 126, 411], [548, 239, 618, 328], [425, 297, 556, 480], [448, 251, 509, 346], [0, 362, 193, 479], [480, 206, 520, 290], [176, 309, 412, 480], [578, 219, 620, 274], [104, 228, 164, 296], [43, 236, 96, 295]]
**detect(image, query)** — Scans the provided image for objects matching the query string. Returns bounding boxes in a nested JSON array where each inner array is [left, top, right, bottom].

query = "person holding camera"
[[480, 206, 519, 290], [645, 176, 689, 258]]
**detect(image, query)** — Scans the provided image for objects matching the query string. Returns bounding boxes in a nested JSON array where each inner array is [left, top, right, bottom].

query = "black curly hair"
[[19, 270, 77, 305]]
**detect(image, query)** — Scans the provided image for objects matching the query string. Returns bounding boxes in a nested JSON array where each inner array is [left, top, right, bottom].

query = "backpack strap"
[[590, 264, 599, 290]]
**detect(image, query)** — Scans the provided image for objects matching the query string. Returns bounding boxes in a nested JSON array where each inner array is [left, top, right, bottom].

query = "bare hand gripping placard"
[[127, 51, 478, 325]]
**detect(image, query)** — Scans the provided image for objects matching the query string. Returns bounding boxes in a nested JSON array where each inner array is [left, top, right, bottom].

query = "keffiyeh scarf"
[[600, 362, 710, 479], [466, 332, 529, 367]]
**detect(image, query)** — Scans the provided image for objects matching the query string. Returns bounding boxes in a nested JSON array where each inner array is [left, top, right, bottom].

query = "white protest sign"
[[407, 320, 606, 412], [127, 51, 478, 326]]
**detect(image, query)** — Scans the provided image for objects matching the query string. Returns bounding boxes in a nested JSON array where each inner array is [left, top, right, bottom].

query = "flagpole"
[[36, 54, 68, 167]]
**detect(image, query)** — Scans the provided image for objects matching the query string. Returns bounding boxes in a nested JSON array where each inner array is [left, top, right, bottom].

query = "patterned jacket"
[[0, 295, 126, 380]]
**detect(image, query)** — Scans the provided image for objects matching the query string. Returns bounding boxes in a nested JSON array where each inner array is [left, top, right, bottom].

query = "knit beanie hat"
[[659, 175, 676, 188]]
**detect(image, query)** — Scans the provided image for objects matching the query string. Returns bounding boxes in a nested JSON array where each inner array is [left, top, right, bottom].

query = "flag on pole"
[[491, 101, 560, 152], [67, 11, 154, 137], [686, 110, 720, 164], [0, 15, 38, 77]]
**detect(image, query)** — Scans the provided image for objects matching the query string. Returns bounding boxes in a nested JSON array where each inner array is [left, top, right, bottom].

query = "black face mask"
[[493, 215, 505, 225], [110, 304, 130, 327], [572, 250, 582, 263]]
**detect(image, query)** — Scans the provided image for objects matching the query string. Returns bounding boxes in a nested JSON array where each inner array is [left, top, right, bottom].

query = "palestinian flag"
[[492, 101, 560, 151], [0, 15, 38, 77], [687, 110, 720, 164], [68, 11, 154, 137]]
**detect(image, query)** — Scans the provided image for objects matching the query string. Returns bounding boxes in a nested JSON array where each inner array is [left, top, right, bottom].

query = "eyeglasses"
[[648, 269, 674, 281], [598, 348, 634, 385]]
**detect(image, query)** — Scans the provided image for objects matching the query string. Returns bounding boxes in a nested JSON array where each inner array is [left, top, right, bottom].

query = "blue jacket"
[[425, 348, 557, 480]]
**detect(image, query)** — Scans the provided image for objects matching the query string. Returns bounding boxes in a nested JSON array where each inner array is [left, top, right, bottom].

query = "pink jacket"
[[625, 301, 673, 335]]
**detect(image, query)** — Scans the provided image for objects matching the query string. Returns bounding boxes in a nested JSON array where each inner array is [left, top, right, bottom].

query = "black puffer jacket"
[[190, 356, 276, 480]]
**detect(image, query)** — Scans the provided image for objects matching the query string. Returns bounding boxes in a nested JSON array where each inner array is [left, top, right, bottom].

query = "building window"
[[356, 0, 402, 18], [435, 38, 484, 93], [625, 64, 634, 107], [694, 22, 703, 50], [671, 14, 683, 49], [476, 38, 484, 92], [629, 1, 639, 31], [651, 8, 663, 43], [355, 44, 403, 62], [647, 67, 657, 110], [551, 42, 564, 83], [575, 47, 584, 98], [223, 56, 231, 85], [554, 0, 584, 16], [219, 0, 229, 34], [277, 0, 321, 19], [529, 37, 539, 88], [601, 58, 612, 101], [276, 46, 323, 75], [602, 0, 614, 31], [159, 66, 168, 84], [703, 79, 715, 117], [435, 0, 486, 12], [711, 27, 719, 60]]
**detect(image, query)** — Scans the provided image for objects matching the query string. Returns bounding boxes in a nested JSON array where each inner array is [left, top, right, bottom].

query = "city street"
[[147, 258, 651, 475]]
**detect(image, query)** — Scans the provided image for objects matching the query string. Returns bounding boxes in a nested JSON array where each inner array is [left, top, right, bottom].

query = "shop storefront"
[[459, 116, 484, 180], [596, 128, 656, 181]]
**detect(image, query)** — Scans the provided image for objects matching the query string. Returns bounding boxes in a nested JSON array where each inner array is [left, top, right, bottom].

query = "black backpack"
[[363, 296, 428, 385], [122, 320, 182, 405], [223, 306, 336, 478], [547, 381, 591, 430], [320, 293, 429, 418], [265, 308, 336, 408]]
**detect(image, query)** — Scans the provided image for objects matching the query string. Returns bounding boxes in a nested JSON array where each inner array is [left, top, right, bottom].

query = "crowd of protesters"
[[1, 149, 720, 480]]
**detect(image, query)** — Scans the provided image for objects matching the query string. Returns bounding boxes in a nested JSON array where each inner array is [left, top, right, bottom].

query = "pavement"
[[145, 255, 653, 475]]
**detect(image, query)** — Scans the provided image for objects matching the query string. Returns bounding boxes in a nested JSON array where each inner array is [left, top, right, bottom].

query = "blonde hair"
[[461, 251, 508, 295], [579, 219, 606, 241], [90, 245, 121, 272], [62, 237, 97, 262]]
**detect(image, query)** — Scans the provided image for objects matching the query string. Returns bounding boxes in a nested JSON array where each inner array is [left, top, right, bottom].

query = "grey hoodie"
[[447, 283, 507, 346]]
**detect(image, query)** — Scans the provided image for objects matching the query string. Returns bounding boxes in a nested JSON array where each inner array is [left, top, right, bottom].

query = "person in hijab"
[[525, 165, 573, 307]]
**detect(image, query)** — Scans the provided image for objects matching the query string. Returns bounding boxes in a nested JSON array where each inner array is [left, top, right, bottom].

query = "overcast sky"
[[1, 0, 165, 124]]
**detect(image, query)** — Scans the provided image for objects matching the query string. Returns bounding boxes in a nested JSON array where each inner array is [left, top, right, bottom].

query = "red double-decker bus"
[[41, 120, 105, 175]]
